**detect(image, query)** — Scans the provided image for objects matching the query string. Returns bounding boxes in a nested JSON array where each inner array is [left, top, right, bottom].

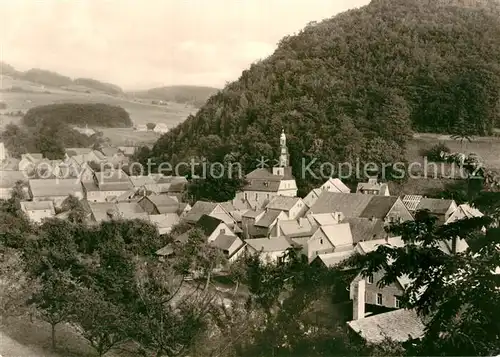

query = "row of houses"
[[0, 131, 487, 345]]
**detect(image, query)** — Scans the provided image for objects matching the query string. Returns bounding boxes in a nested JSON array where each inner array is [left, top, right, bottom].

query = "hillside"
[[22, 68, 73, 87], [73, 78, 123, 95], [151, 0, 500, 193], [129, 85, 220, 108]]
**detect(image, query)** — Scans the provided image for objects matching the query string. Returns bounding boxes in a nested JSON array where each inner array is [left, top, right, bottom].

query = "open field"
[[0, 76, 196, 129], [98, 127, 162, 146], [408, 132, 500, 170]]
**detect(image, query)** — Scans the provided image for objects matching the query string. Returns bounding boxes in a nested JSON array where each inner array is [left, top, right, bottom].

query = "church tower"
[[273, 129, 291, 176]]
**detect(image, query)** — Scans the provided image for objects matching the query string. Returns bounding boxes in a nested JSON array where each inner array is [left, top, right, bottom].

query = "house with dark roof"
[[86, 201, 147, 223], [356, 177, 390, 196], [235, 130, 298, 210], [83, 169, 134, 202], [251, 210, 288, 238], [138, 194, 185, 215], [348, 304, 425, 344], [307, 192, 413, 224], [298, 223, 354, 262], [183, 201, 236, 227], [265, 196, 307, 220], [415, 197, 457, 225], [28, 178, 84, 207], [303, 178, 351, 208], [177, 214, 244, 261], [445, 203, 483, 224], [341, 217, 387, 244], [244, 236, 293, 264], [272, 217, 317, 239]]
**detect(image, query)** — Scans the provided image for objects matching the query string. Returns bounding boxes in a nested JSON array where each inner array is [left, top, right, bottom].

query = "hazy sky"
[[1, 0, 370, 90]]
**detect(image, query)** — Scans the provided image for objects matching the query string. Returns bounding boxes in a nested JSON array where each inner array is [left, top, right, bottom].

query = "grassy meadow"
[[0, 76, 195, 146]]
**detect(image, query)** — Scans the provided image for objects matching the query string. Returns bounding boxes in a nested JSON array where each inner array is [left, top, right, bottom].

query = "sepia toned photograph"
[[1, 0, 500, 356]]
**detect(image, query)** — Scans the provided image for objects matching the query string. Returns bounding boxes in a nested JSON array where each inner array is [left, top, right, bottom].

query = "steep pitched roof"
[[255, 209, 282, 228], [196, 214, 223, 236], [348, 309, 425, 344], [359, 196, 399, 219], [265, 196, 301, 211], [183, 201, 217, 223], [246, 168, 282, 180], [245, 236, 292, 252], [88, 202, 118, 222], [242, 209, 265, 219], [416, 198, 455, 215], [279, 218, 315, 238], [315, 250, 354, 268], [342, 217, 387, 243], [308, 213, 340, 226], [308, 192, 372, 217], [320, 223, 353, 247], [356, 180, 389, 194], [141, 195, 179, 214], [115, 202, 145, 216], [211, 234, 241, 251], [29, 179, 83, 197], [402, 195, 423, 212], [324, 178, 351, 193], [356, 236, 405, 254], [456, 204, 483, 219], [244, 179, 281, 192]]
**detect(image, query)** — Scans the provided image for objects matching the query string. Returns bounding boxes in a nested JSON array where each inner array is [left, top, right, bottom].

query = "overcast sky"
[[1, 0, 370, 90]]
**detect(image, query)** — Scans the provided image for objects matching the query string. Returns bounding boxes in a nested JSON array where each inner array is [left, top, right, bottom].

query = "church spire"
[[278, 128, 289, 167]]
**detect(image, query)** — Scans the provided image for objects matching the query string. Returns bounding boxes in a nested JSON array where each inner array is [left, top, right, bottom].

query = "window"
[[220, 228, 225, 234], [244, 192, 247, 199], [320, 238, 323, 245], [395, 296, 401, 308], [255, 193, 258, 200], [376, 293, 383, 306], [267, 194, 270, 199], [367, 275, 374, 284]]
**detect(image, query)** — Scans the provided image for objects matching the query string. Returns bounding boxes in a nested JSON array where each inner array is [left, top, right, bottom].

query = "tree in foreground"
[[343, 208, 500, 356]]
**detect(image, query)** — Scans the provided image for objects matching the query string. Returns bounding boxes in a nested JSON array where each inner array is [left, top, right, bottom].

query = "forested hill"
[[151, 0, 500, 192]]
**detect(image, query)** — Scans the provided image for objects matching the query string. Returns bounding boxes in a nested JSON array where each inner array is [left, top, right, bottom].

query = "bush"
[[421, 142, 451, 162]]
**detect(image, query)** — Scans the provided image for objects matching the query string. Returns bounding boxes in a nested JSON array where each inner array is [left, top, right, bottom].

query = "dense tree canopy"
[[22, 103, 133, 128], [150, 0, 500, 193]]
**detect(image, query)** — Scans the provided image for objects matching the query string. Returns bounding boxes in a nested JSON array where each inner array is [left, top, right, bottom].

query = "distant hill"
[[74, 78, 123, 95], [22, 68, 73, 87], [129, 85, 220, 108], [0, 62, 123, 95], [151, 0, 500, 195]]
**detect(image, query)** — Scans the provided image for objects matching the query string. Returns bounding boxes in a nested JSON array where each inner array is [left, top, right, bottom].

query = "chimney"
[[352, 279, 366, 320]]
